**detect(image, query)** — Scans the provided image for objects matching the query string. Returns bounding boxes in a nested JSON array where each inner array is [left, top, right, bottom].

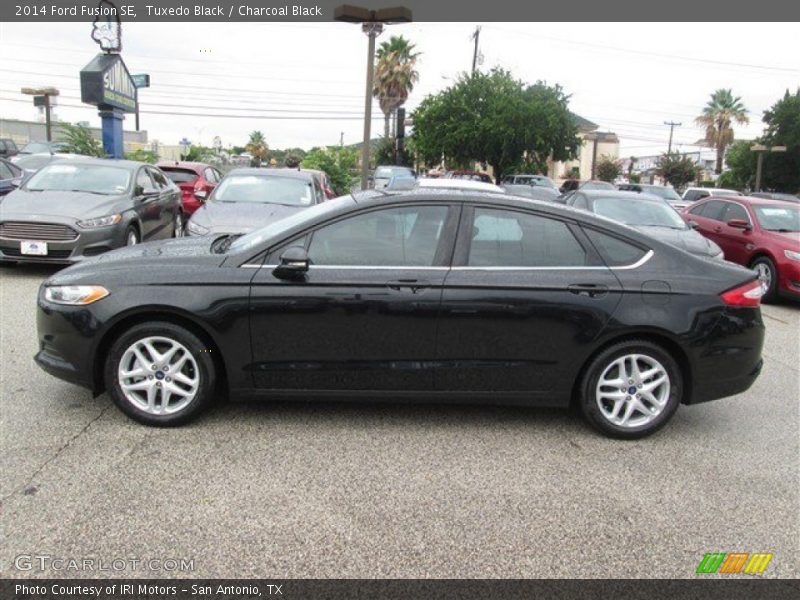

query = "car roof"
[[225, 167, 314, 180], [417, 178, 503, 193], [726, 195, 800, 207]]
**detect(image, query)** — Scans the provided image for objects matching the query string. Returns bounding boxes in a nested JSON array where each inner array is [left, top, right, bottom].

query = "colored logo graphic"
[[696, 552, 773, 574]]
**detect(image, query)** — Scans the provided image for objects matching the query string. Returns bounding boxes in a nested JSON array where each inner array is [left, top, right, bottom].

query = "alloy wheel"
[[595, 353, 670, 428], [118, 336, 200, 415], [755, 263, 772, 295], [126, 230, 139, 246], [174, 212, 184, 238]]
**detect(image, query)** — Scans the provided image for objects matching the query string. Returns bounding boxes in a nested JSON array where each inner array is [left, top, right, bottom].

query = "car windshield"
[[642, 186, 681, 201], [374, 166, 414, 179], [212, 174, 313, 206], [24, 163, 131, 195], [582, 181, 615, 190], [594, 196, 687, 229], [20, 142, 53, 154], [754, 205, 800, 232]]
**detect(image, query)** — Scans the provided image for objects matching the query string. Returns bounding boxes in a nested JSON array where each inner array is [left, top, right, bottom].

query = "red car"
[[682, 195, 800, 301], [157, 161, 223, 216]]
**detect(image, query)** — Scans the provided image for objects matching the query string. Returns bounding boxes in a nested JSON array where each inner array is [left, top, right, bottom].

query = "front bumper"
[[0, 223, 126, 264]]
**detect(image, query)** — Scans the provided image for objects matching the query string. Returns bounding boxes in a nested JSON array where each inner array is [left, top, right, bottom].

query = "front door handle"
[[387, 279, 430, 294], [568, 283, 609, 298]]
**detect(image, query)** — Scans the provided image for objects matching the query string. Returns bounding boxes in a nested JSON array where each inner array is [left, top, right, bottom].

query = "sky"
[[1, 21, 798, 157]]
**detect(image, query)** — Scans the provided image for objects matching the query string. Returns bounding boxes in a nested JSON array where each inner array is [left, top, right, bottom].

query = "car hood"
[[0, 189, 129, 221], [635, 225, 721, 257], [189, 201, 305, 234], [761, 229, 800, 249]]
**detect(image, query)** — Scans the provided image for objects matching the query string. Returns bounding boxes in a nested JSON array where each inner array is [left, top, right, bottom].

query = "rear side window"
[[583, 228, 647, 267], [699, 200, 727, 221], [467, 208, 587, 267]]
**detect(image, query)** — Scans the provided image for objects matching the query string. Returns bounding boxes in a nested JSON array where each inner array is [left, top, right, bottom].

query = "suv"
[[502, 174, 557, 189], [0, 138, 19, 158], [682, 187, 742, 203]]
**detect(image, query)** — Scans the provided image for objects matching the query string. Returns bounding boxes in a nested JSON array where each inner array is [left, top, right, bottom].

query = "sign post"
[[80, 53, 137, 158], [131, 73, 150, 132]]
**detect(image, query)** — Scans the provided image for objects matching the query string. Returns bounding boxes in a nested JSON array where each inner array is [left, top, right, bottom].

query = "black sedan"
[[186, 168, 325, 236], [35, 190, 765, 438], [0, 157, 23, 197], [0, 158, 182, 264], [565, 190, 725, 261]]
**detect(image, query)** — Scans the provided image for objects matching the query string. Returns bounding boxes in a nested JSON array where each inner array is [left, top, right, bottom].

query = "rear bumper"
[[690, 358, 763, 404]]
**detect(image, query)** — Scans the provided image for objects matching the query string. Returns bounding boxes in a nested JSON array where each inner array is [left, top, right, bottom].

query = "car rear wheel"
[[579, 340, 682, 439], [173, 211, 184, 238], [104, 322, 216, 426], [752, 256, 777, 302]]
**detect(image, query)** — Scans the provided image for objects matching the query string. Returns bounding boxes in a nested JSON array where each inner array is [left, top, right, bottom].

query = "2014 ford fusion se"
[[35, 189, 765, 438]]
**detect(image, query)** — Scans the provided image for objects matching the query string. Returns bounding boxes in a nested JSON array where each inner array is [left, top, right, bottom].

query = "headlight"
[[186, 220, 209, 236], [77, 214, 122, 229], [784, 250, 800, 262], [45, 285, 109, 305]]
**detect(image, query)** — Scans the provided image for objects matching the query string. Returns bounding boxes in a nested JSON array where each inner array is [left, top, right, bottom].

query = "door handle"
[[387, 279, 430, 294], [568, 283, 608, 298]]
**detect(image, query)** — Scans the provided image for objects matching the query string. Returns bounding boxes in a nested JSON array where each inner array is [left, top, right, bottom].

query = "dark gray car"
[[565, 190, 725, 260], [186, 168, 325, 236], [0, 158, 181, 264]]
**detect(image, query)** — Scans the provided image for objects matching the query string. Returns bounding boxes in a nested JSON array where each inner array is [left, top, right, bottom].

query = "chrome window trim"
[[240, 250, 653, 271]]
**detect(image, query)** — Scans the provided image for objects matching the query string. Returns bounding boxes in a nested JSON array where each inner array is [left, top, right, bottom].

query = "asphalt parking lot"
[[1, 263, 798, 579]]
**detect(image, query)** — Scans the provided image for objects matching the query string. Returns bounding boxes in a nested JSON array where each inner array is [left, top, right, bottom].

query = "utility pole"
[[340, 131, 344, 147], [471, 26, 481, 74], [21, 87, 59, 141], [664, 121, 681, 154]]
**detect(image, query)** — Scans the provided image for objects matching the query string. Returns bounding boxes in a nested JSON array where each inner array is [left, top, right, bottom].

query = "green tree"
[[245, 130, 268, 167], [655, 152, 702, 190], [373, 36, 420, 139], [695, 89, 749, 174], [411, 69, 580, 182], [760, 89, 800, 193], [301, 146, 358, 195], [124, 148, 158, 163], [721, 140, 757, 190], [57, 122, 104, 157], [595, 155, 621, 183], [182, 144, 215, 162]]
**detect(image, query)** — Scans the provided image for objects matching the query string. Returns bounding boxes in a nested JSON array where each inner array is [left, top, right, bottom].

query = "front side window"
[[467, 208, 587, 267], [724, 203, 750, 223], [136, 169, 153, 192], [308, 205, 448, 267]]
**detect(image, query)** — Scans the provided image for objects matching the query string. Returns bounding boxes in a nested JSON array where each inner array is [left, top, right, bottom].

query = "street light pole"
[[21, 87, 59, 141], [361, 21, 382, 190], [751, 144, 787, 191], [334, 5, 412, 191]]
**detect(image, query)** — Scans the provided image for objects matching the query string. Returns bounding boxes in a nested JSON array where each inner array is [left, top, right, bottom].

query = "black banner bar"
[[3, 0, 800, 22], [3, 579, 800, 600]]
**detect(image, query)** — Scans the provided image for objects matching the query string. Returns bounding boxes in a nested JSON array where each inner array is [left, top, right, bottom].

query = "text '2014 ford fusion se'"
[[35, 189, 765, 438]]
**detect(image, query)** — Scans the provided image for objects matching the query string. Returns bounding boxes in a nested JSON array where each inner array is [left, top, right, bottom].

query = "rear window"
[[160, 168, 199, 184], [583, 228, 648, 267]]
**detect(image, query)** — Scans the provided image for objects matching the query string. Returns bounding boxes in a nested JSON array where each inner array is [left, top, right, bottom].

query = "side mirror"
[[688, 220, 699, 229], [728, 219, 751, 230], [195, 189, 208, 201], [139, 186, 159, 198], [273, 246, 309, 280]]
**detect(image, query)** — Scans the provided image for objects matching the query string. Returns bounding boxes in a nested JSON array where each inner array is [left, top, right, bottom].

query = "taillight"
[[720, 279, 763, 307]]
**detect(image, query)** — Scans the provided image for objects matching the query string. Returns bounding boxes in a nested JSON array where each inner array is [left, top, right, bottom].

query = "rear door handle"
[[568, 283, 608, 298], [387, 279, 431, 294]]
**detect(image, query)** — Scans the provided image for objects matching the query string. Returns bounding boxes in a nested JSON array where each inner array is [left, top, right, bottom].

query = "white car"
[[682, 187, 742, 203], [416, 178, 504, 193]]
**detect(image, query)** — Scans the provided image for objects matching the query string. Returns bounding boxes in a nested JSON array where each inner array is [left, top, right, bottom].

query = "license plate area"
[[21, 240, 48, 255]]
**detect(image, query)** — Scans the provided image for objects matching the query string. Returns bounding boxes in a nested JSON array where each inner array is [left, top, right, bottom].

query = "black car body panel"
[[35, 191, 764, 414]]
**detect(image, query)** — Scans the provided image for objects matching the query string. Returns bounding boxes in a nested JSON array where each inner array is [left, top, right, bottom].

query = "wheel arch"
[[571, 329, 694, 407], [92, 307, 228, 396]]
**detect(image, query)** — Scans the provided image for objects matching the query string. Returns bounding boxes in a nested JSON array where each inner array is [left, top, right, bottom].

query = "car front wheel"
[[104, 322, 216, 426], [580, 340, 682, 439], [752, 256, 777, 302]]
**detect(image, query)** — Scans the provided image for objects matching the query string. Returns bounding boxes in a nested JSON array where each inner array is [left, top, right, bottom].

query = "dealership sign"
[[80, 53, 137, 112]]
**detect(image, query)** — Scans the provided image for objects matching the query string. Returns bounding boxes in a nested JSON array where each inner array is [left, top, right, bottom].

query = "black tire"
[[125, 225, 140, 247], [751, 256, 777, 302], [104, 321, 216, 426], [579, 339, 682, 439]]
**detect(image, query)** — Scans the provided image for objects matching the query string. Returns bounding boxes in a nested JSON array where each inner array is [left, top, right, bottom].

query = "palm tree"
[[695, 89, 749, 174], [245, 130, 268, 167], [373, 36, 420, 139]]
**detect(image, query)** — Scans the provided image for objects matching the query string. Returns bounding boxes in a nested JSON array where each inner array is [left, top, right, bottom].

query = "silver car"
[[0, 158, 182, 264]]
